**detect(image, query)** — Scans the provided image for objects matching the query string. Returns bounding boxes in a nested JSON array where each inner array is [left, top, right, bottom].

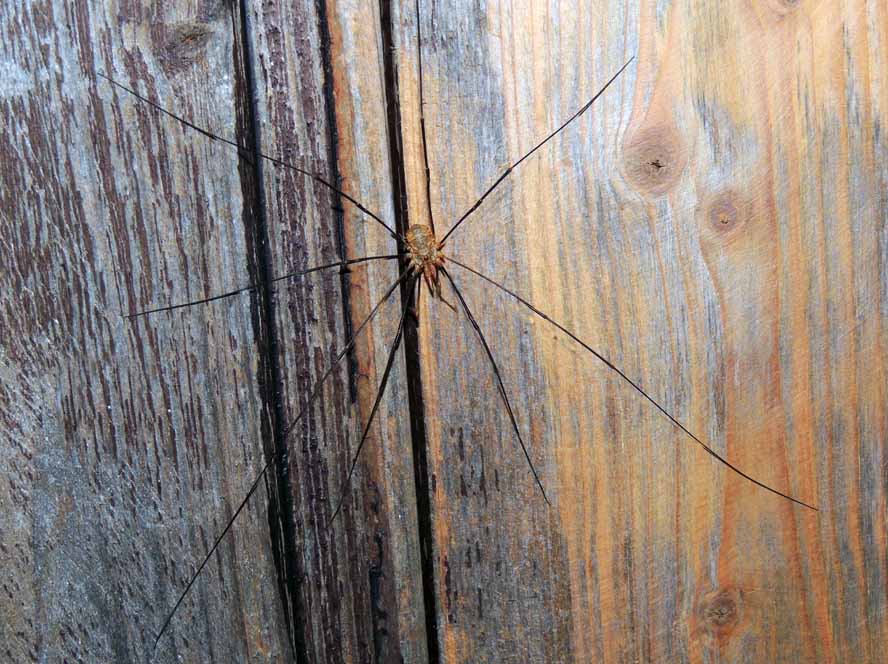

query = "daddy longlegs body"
[[101, 0, 818, 657]]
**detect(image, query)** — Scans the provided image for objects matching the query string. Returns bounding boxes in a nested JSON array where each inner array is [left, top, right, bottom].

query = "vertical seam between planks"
[[235, 2, 308, 662], [314, 0, 359, 402], [378, 1, 443, 662]]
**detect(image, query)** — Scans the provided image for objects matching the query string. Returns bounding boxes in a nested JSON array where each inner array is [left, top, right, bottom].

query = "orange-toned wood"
[[4, 0, 885, 662], [394, 0, 887, 661]]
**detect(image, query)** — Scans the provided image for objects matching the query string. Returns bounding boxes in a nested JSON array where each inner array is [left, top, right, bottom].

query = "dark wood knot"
[[622, 125, 686, 197], [154, 22, 215, 74], [695, 586, 743, 641], [705, 192, 744, 234]]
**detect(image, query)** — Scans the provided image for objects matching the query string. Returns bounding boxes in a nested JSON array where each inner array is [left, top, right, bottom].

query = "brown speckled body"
[[405, 224, 446, 298]]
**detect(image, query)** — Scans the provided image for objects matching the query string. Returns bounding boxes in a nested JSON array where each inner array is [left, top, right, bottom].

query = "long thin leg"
[[329, 274, 418, 523], [414, 0, 436, 234], [440, 268, 549, 505], [98, 73, 401, 241], [440, 57, 634, 244], [127, 254, 400, 319], [447, 256, 818, 511], [152, 269, 411, 650], [413, 269, 423, 322]]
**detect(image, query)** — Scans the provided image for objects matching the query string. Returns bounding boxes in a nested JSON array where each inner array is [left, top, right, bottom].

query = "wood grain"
[[2, 0, 886, 662], [0, 1, 292, 662], [244, 0, 427, 660], [395, 0, 888, 662], [1, 0, 426, 661]]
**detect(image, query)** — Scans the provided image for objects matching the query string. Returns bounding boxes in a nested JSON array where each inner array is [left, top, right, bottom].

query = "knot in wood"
[[693, 587, 743, 644]]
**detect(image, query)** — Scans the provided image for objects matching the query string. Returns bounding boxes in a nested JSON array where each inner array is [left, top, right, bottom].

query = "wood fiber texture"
[[1, 0, 886, 663]]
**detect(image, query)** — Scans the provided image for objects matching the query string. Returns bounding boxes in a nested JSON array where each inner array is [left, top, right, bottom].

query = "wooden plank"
[[5, 0, 887, 662], [1, 0, 430, 661], [392, 0, 888, 661], [243, 0, 427, 660], [0, 1, 293, 662]]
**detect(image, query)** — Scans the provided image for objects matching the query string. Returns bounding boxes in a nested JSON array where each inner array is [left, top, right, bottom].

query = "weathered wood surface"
[[244, 0, 427, 661], [397, 0, 888, 661], [0, 1, 295, 662], [2, 1, 886, 663], [1, 0, 421, 662]]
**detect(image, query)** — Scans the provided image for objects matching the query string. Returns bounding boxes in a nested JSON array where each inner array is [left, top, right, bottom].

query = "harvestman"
[[101, 4, 817, 651]]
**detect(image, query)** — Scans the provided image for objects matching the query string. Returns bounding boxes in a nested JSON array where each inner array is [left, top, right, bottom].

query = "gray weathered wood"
[[244, 0, 427, 660], [1, 1, 292, 662], [2, 0, 430, 662], [3, 0, 887, 662]]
